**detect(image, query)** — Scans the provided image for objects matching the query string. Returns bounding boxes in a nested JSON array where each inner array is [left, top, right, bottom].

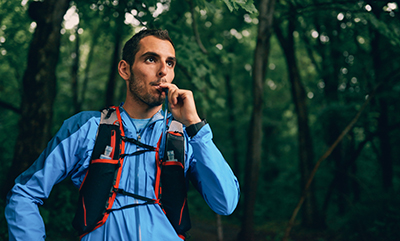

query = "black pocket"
[[160, 131, 191, 235], [72, 159, 119, 235], [72, 123, 122, 235], [161, 161, 191, 234]]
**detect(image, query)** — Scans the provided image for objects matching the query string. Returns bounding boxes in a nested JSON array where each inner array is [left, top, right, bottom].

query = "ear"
[[118, 60, 131, 81]]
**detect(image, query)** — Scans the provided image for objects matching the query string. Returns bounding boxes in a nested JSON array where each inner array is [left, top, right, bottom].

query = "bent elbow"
[[205, 181, 240, 215]]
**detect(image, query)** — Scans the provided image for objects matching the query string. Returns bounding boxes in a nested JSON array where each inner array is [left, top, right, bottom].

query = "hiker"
[[5, 29, 240, 241]]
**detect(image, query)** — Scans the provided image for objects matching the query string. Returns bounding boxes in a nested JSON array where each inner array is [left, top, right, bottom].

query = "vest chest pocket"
[[72, 124, 122, 236]]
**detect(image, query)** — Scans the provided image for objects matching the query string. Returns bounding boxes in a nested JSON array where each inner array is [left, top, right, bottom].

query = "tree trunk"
[[225, 74, 240, 176], [2, 0, 71, 198], [275, 10, 322, 228], [370, 3, 393, 190], [71, 24, 81, 113], [377, 99, 392, 190], [105, 4, 125, 107], [317, 16, 348, 215], [216, 214, 223, 241], [105, 33, 122, 106], [238, 0, 276, 240], [81, 25, 100, 109]]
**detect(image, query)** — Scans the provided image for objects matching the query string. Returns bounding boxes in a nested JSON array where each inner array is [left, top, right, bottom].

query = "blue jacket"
[[5, 106, 240, 241]]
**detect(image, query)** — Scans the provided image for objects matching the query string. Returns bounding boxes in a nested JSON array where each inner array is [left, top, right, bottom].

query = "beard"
[[128, 73, 166, 107]]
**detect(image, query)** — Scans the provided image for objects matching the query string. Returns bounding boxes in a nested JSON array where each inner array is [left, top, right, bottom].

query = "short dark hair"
[[122, 29, 174, 66]]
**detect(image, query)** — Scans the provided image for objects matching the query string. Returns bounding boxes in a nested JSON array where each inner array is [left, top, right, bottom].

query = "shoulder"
[[65, 111, 101, 124], [62, 111, 100, 129], [55, 111, 100, 141]]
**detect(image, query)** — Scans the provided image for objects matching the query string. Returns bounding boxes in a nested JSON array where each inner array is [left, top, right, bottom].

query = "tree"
[[71, 23, 81, 113], [369, 0, 393, 191], [2, 0, 71, 197], [104, 2, 126, 107], [275, 4, 321, 228], [238, 0, 276, 240]]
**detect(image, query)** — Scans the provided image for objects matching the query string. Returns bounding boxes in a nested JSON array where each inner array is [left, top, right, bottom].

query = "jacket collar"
[[118, 103, 167, 137]]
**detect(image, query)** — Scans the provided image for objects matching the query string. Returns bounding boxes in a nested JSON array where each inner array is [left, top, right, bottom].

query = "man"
[[5, 29, 240, 241]]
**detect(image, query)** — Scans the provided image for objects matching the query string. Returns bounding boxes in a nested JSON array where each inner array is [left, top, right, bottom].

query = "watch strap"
[[186, 119, 207, 137]]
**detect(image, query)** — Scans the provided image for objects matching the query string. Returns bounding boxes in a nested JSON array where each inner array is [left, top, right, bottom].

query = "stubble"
[[128, 74, 166, 107]]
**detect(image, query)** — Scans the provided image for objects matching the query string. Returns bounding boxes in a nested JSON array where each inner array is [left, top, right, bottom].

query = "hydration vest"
[[72, 106, 191, 240]]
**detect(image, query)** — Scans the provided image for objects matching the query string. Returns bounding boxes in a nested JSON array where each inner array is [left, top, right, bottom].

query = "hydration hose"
[[159, 89, 169, 158]]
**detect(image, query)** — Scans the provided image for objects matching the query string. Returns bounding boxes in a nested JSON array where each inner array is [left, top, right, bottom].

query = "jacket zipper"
[[135, 134, 142, 241]]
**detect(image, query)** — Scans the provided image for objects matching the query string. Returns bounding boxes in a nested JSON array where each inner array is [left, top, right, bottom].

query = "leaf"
[[365, 13, 400, 46], [237, 0, 257, 14], [215, 97, 226, 108], [221, 0, 258, 13], [209, 75, 220, 87], [222, 0, 234, 12]]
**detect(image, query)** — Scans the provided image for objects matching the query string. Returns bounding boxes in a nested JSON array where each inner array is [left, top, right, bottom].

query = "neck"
[[123, 97, 162, 119]]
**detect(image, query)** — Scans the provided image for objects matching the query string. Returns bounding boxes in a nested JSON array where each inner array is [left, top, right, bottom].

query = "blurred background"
[[0, 0, 399, 240]]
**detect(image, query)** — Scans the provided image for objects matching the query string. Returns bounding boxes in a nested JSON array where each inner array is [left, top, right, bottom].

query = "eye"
[[166, 60, 175, 67], [145, 56, 156, 63]]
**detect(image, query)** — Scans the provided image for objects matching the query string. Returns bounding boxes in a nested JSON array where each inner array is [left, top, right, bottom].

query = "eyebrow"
[[140, 51, 177, 63]]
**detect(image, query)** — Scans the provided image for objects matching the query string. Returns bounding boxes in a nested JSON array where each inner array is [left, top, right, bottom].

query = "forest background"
[[0, 0, 399, 240]]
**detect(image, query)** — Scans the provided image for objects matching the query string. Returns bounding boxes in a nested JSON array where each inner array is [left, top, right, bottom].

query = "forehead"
[[136, 35, 175, 59]]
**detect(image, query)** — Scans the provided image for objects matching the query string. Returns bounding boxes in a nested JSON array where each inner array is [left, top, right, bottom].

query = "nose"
[[158, 62, 167, 77]]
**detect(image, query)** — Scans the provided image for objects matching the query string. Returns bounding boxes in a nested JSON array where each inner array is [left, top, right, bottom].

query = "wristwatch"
[[186, 119, 207, 137]]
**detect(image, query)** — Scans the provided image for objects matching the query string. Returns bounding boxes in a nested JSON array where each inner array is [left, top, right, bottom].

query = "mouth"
[[153, 85, 167, 95], [151, 78, 168, 95]]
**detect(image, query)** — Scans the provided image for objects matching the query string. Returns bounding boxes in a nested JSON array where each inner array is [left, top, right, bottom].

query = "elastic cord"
[[159, 90, 169, 158], [163, 90, 168, 134]]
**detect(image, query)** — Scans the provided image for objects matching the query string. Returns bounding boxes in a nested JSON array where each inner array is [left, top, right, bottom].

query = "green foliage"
[[40, 180, 80, 240], [338, 193, 400, 241], [0, 199, 9, 240], [0, 0, 31, 106], [1, 0, 400, 240], [222, 0, 257, 13]]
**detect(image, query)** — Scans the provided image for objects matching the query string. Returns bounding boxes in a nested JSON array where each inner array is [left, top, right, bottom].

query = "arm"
[[159, 83, 240, 215], [5, 112, 99, 241], [159, 83, 201, 126], [186, 124, 240, 215]]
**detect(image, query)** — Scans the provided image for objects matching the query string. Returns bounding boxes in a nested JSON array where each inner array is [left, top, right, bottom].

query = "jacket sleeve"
[[4, 112, 99, 241], [186, 124, 240, 215]]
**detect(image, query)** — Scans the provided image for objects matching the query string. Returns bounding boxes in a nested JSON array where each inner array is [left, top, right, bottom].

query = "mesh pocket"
[[161, 162, 191, 233], [72, 159, 119, 235], [160, 131, 191, 235]]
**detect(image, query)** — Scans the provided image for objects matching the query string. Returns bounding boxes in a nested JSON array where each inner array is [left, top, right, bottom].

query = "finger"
[[167, 85, 180, 106], [159, 83, 177, 91], [159, 83, 176, 97], [159, 83, 175, 106], [169, 88, 181, 107]]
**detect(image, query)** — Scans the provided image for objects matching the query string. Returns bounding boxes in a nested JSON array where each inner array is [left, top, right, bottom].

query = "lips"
[[154, 85, 163, 92], [153, 85, 167, 96], [151, 78, 168, 95]]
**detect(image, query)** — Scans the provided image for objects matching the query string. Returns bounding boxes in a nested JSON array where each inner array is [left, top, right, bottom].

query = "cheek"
[[168, 72, 175, 83], [134, 64, 152, 77], [135, 68, 149, 79]]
